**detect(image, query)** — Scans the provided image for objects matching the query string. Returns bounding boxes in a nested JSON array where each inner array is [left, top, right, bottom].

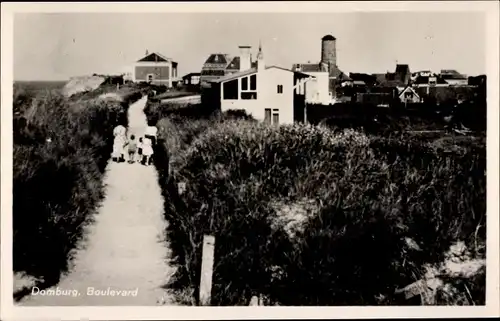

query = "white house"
[[398, 85, 421, 104], [208, 44, 313, 124], [298, 70, 331, 105]]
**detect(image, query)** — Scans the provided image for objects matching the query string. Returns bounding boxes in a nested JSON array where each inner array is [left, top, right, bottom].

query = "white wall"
[[302, 71, 330, 104], [220, 68, 295, 124]]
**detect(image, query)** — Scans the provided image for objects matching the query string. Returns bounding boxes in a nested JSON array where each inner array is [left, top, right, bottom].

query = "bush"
[[13, 86, 143, 289], [151, 117, 485, 306]]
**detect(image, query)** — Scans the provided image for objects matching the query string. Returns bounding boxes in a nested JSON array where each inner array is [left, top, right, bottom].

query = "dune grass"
[[144, 98, 486, 306], [12, 84, 144, 295]]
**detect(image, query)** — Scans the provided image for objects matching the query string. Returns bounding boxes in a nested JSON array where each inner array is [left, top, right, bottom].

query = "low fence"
[[160, 95, 201, 105]]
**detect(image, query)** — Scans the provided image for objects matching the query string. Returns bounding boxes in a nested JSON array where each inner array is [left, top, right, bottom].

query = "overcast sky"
[[14, 12, 486, 81]]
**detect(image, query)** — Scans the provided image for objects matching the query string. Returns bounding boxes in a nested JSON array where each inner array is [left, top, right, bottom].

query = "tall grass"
[[147, 99, 486, 306], [13, 85, 143, 295]]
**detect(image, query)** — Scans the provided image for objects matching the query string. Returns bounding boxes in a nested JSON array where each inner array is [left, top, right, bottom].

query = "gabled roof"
[[225, 57, 258, 71], [137, 52, 171, 62], [226, 57, 240, 70], [398, 85, 420, 98], [204, 54, 231, 65]]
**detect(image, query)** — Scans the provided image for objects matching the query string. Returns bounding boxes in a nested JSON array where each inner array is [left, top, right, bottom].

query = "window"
[[404, 91, 413, 98], [241, 74, 257, 99], [250, 74, 257, 90], [241, 92, 257, 99], [264, 108, 272, 124], [277, 85, 283, 94], [223, 79, 238, 100], [272, 110, 279, 124], [201, 69, 225, 76]]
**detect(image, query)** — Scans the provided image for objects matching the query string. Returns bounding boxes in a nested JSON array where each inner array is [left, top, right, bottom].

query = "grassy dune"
[[145, 101, 486, 306], [13, 83, 146, 295]]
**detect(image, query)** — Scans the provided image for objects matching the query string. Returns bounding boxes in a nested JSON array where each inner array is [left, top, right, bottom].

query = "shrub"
[[13, 86, 143, 291], [151, 117, 485, 306]]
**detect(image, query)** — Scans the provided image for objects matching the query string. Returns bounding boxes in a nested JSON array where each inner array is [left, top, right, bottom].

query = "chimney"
[[239, 46, 252, 71]]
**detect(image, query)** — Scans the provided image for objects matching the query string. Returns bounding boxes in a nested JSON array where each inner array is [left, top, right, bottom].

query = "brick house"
[[133, 51, 178, 88]]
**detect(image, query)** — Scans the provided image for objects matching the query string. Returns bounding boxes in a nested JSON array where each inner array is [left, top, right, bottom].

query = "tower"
[[256, 40, 265, 71], [320, 34, 337, 71]]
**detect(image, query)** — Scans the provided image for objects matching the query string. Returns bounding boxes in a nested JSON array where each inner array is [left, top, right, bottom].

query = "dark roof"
[[137, 52, 170, 62], [204, 54, 230, 65], [468, 75, 486, 86], [349, 73, 377, 85], [440, 69, 466, 79], [373, 73, 387, 85], [182, 72, 201, 79], [300, 63, 322, 72], [322, 35, 336, 41], [330, 65, 351, 81], [226, 57, 240, 70], [375, 73, 404, 87]]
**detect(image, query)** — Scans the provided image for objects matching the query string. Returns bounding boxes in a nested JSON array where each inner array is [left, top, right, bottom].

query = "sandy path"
[[18, 96, 175, 306]]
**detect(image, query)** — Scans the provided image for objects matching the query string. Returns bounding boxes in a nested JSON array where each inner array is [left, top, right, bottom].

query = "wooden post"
[[199, 235, 215, 306]]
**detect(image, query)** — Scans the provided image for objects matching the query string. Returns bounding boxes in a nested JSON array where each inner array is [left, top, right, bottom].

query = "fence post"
[[199, 235, 216, 306]]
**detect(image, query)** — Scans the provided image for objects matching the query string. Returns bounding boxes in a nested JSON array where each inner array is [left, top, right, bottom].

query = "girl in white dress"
[[141, 137, 154, 166]]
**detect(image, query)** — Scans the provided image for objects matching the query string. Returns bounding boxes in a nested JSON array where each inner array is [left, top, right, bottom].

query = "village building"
[[398, 85, 422, 104], [182, 72, 201, 86], [207, 44, 313, 124], [292, 35, 351, 105], [439, 69, 468, 86], [375, 64, 412, 88], [133, 51, 178, 88], [200, 47, 259, 87]]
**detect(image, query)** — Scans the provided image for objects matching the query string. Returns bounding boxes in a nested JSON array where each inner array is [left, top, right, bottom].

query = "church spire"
[[256, 39, 264, 70], [257, 39, 263, 60]]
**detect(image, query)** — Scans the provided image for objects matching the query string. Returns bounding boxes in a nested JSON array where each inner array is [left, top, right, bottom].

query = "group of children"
[[112, 124, 155, 165]]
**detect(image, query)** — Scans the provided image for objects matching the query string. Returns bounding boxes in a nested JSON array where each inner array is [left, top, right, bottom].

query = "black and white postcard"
[[1, 1, 499, 320]]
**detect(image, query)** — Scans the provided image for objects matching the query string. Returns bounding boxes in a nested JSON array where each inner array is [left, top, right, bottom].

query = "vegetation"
[[145, 99, 486, 306], [12, 81, 145, 298]]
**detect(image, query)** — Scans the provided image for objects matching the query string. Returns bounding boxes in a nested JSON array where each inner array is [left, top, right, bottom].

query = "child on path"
[[112, 135, 126, 163], [136, 137, 143, 163], [141, 137, 153, 166], [126, 135, 138, 164]]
